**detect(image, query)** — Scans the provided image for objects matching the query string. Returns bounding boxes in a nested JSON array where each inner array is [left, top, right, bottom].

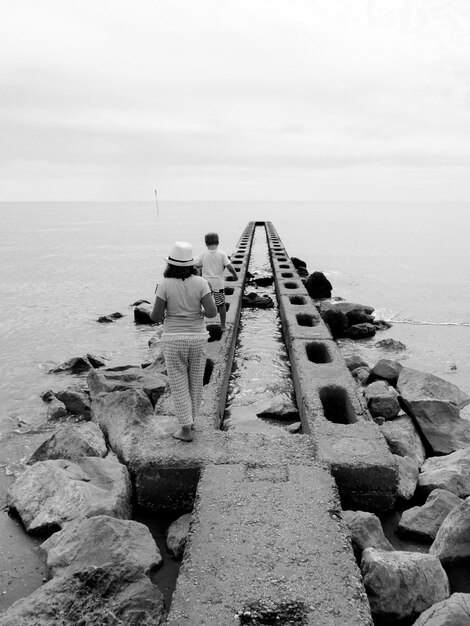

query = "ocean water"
[[1, 201, 470, 437]]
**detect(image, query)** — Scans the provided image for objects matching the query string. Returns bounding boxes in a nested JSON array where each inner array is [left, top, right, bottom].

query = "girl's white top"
[[156, 275, 211, 333]]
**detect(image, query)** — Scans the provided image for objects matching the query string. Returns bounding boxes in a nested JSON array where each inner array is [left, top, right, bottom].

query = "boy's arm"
[[226, 262, 238, 280]]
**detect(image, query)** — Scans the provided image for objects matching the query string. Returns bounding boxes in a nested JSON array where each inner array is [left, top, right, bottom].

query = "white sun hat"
[[166, 241, 195, 267]]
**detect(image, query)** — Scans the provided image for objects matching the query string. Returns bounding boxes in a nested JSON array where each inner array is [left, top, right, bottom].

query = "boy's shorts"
[[213, 289, 226, 307]]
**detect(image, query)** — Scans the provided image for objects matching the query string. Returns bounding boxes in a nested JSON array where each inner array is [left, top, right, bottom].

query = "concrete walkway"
[[90, 221, 397, 624]]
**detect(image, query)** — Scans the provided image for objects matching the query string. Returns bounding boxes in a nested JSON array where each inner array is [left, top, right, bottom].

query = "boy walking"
[[198, 232, 238, 331]]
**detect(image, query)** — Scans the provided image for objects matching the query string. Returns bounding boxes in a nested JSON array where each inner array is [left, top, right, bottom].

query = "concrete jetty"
[[91, 221, 398, 624]]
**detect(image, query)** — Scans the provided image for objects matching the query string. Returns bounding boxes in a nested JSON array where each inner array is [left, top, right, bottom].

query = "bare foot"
[[172, 427, 193, 442]]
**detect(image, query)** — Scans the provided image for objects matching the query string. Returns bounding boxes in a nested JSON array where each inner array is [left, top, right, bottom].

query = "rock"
[[342, 510, 394, 556], [46, 397, 68, 421], [345, 355, 370, 372], [131, 299, 151, 307], [134, 303, 154, 324], [364, 381, 401, 420], [373, 320, 393, 331], [166, 513, 192, 560], [413, 592, 470, 625], [346, 309, 374, 326], [40, 515, 162, 578], [285, 422, 302, 433], [86, 354, 107, 368], [89, 388, 155, 462], [253, 275, 274, 287], [331, 302, 375, 317], [207, 324, 223, 342], [242, 292, 274, 308], [97, 312, 124, 323], [351, 366, 371, 386], [318, 304, 348, 338], [348, 323, 376, 339], [369, 359, 403, 387], [296, 266, 309, 278], [395, 455, 419, 502], [430, 496, 470, 564], [0, 565, 166, 626], [49, 356, 94, 374], [380, 414, 426, 468], [305, 271, 332, 299], [40, 390, 56, 402], [48, 354, 107, 374], [418, 448, 470, 498], [397, 367, 470, 454], [27, 422, 108, 464], [256, 400, 300, 421], [55, 385, 91, 418], [291, 257, 307, 270], [88, 366, 168, 407], [6, 456, 132, 534], [374, 338, 406, 351], [398, 489, 462, 543], [361, 548, 450, 624]]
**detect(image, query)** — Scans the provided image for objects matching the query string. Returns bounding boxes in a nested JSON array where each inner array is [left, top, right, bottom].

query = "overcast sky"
[[1, 0, 470, 201]]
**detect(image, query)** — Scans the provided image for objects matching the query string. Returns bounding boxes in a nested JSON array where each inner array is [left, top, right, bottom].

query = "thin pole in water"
[[155, 189, 159, 217]]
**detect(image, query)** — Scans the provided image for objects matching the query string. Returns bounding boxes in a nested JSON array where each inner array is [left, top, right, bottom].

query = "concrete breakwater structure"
[[91, 221, 398, 624]]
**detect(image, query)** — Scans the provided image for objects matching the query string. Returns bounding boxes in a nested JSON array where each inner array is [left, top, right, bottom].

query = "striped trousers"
[[161, 333, 208, 428]]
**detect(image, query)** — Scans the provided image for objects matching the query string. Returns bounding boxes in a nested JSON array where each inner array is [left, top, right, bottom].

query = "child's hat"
[[166, 241, 195, 267]]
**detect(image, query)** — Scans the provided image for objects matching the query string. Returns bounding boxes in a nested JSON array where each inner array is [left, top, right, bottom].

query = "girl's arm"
[[202, 292, 218, 318], [150, 296, 166, 323]]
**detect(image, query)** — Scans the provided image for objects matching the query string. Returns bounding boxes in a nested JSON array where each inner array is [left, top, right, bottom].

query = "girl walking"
[[151, 242, 217, 441]]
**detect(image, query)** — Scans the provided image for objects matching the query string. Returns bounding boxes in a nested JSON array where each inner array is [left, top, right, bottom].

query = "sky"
[[1, 0, 470, 202]]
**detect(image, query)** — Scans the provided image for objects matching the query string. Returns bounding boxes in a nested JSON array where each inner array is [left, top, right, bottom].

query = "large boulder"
[[380, 414, 426, 468], [40, 515, 162, 578], [364, 381, 401, 420], [88, 366, 168, 407], [342, 510, 394, 557], [89, 388, 156, 462], [397, 367, 470, 454], [0, 565, 166, 626], [27, 422, 107, 464], [305, 271, 332, 299], [398, 489, 462, 543], [361, 548, 450, 624], [430, 496, 470, 564], [418, 448, 470, 498], [413, 593, 470, 625], [166, 513, 192, 560], [6, 456, 131, 534], [318, 303, 348, 338], [369, 359, 403, 387]]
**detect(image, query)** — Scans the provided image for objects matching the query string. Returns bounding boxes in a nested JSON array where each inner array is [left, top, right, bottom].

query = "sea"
[[1, 200, 470, 438]]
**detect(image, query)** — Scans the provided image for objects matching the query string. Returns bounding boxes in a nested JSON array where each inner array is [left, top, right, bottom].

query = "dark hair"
[[205, 232, 219, 246], [164, 264, 198, 279]]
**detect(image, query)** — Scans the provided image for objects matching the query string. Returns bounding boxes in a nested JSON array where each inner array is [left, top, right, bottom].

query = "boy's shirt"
[[198, 249, 230, 291]]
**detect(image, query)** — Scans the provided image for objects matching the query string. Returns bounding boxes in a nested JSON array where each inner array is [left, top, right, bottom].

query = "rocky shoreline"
[[1, 256, 470, 624]]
